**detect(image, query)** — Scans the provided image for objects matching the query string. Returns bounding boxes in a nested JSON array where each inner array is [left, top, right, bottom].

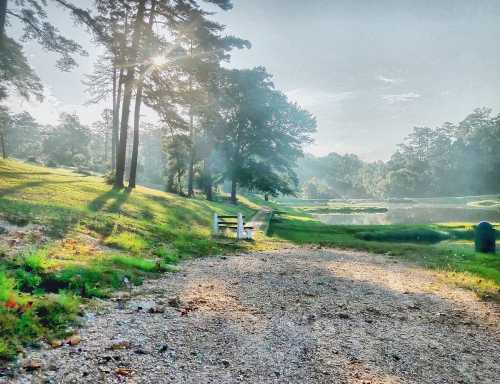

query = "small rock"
[[50, 339, 64, 349], [338, 313, 350, 319], [148, 306, 165, 314], [68, 335, 81, 346], [0, 226, 7, 235], [168, 297, 182, 308], [23, 359, 42, 371], [109, 341, 131, 350]]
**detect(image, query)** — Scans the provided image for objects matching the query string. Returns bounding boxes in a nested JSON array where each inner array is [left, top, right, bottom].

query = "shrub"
[[0, 270, 16, 302], [46, 159, 58, 168], [356, 228, 449, 243]]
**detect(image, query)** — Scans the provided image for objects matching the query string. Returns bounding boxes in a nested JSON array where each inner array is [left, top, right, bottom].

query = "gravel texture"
[[4, 247, 499, 384]]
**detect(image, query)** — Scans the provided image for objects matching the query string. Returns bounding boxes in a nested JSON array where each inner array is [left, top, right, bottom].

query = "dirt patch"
[[5, 248, 499, 383]]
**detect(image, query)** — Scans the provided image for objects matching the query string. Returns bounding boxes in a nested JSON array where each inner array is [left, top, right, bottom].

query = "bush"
[[0, 271, 16, 302], [46, 159, 58, 168], [356, 228, 449, 243]]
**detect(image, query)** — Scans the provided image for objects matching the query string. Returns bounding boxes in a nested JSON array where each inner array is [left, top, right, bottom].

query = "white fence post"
[[237, 212, 244, 240], [213, 213, 219, 235]]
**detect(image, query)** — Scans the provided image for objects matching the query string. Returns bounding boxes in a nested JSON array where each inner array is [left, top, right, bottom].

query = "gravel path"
[[5, 248, 500, 384]]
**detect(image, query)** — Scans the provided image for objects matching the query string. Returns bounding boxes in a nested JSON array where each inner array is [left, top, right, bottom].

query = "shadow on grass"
[[87, 188, 131, 213], [0, 180, 81, 198]]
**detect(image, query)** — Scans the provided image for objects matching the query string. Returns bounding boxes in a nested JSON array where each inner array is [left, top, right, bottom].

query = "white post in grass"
[[213, 213, 219, 235], [237, 212, 244, 240], [246, 228, 253, 240]]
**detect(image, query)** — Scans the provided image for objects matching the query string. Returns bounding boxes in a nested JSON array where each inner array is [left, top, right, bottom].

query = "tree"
[[164, 133, 190, 195], [3, 110, 41, 160], [171, 7, 250, 197], [43, 113, 90, 166], [216, 67, 316, 203]]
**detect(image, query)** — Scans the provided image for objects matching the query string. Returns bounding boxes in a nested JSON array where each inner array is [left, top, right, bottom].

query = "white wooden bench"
[[212, 213, 254, 240]]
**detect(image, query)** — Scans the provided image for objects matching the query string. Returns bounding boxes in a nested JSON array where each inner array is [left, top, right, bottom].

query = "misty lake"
[[314, 198, 500, 225]]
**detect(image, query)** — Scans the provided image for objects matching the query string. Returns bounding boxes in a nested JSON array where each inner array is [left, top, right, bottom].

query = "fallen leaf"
[[116, 367, 134, 376]]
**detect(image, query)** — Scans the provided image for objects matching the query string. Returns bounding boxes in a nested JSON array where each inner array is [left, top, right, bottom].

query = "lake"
[[314, 199, 500, 225]]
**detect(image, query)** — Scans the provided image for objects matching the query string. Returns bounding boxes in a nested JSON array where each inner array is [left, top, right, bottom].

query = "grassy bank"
[[269, 210, 500, 300], [0, 159, 269, 360]]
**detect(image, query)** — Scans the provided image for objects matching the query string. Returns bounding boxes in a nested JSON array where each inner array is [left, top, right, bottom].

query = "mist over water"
[[315, 199, 500, 225]]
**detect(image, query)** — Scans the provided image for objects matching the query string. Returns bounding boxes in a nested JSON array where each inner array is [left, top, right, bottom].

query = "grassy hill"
[[0, 159, 268, 359]]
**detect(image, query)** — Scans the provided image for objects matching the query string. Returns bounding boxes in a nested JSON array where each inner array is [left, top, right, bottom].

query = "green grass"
[[0, 159, 266, 360], [269, 211, 500, 300]]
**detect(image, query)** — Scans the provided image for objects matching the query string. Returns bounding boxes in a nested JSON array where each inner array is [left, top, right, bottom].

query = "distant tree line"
[[0, 0, 316, 202], [299, 108, 500, 199]]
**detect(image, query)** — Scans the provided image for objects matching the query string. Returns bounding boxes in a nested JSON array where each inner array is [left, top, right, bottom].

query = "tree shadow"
[[87, 188, 131, 214], [0, 180, 81, 198]]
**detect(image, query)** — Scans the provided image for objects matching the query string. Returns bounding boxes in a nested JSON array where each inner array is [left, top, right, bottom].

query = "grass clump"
[[104, 232, 149, 254]]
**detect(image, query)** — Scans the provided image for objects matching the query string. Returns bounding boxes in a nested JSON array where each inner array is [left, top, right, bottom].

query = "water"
[[315, 202, 500, 225]]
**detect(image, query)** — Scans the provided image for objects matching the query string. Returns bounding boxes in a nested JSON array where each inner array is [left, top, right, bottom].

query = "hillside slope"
[[0, 159, 266, 359]]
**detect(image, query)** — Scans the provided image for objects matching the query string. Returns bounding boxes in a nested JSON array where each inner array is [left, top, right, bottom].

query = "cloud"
[[376, 75, 403, 85], [381, 92, 421, 104]]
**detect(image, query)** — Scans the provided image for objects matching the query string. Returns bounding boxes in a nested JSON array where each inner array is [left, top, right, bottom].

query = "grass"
[[269, 211, 500, 300], [0, 159, 270, 360]]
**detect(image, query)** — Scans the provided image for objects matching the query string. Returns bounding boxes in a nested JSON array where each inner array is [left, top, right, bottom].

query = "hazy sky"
[[6, 0, 500, 161]]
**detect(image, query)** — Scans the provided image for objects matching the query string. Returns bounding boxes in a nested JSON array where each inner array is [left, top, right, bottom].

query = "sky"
[[5, 0, 500, 161]]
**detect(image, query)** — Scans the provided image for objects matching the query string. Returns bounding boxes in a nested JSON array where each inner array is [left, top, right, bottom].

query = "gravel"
[[4, 247, 499, 383]]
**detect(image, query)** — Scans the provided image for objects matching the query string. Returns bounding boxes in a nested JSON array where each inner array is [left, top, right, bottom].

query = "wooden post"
[[213, 213, 219, 235], [237, 212, 244, 240]]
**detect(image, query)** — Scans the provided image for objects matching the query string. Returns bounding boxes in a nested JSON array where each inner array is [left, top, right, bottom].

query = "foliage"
[[297, 108, 500, 198], [0, 37, 43, 101]]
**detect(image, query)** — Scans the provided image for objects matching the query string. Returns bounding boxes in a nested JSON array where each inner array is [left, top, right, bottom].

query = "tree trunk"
[[114, 0, 146, 189], [128, 0, 155, 189], [187, 110, 195, 197], [205, 161, 213, 201], [111, 66, 118, 171], [230, 178, 237, 204], [0, 129, 6, 159], [128, 82, 143, 189], [0, 0, 7, 43], [264, 193, 269, 202], [187, 40, 195, 198]]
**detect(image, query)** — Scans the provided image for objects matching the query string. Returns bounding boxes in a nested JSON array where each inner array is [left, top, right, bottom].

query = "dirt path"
[[7, 248, 500, 384]]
